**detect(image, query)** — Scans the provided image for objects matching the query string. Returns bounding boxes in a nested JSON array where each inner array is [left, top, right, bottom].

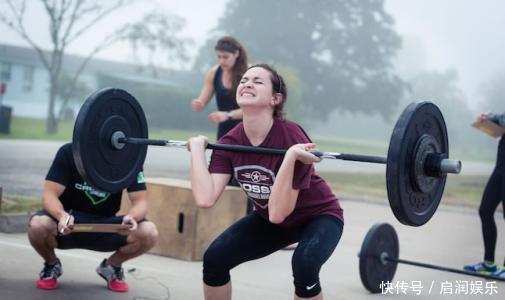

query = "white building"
[[0, 43, 180, 119]]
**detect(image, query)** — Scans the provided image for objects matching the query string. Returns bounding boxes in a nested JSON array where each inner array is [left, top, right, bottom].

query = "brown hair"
[[214, 36, 248, 97], [247, 64, 288, 119]]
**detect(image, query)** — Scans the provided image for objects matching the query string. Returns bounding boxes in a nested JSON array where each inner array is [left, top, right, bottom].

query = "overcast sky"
[[0, 0, 228, 63], [386, 0, 505, 109], [1, 0, 504, 109]]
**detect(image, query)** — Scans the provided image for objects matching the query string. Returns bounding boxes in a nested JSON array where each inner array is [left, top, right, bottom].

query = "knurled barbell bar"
[[358, 223, 505, 294], [72, 88, 462, 226]]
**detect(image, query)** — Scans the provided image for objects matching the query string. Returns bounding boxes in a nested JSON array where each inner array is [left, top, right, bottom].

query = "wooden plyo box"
[[119, 178, 247, 261]]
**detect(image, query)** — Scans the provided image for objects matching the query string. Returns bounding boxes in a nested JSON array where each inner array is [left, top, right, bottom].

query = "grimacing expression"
[[216, 50, 239, 70], [236, 67, 277, 108]]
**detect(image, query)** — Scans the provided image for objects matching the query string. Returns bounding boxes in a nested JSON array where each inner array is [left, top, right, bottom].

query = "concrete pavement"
[[0, 199, 503, 299], [1, 139, 503, 299]]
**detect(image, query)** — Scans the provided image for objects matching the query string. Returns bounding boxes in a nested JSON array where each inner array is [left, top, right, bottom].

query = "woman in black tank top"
[[191, 36, 248, 139]]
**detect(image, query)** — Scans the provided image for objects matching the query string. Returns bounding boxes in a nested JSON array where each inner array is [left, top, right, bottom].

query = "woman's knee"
[[203, 241, 226, 270], [292, 251, 320, 279], [203, 245, 231, 287], [203, 239, 239, 286]]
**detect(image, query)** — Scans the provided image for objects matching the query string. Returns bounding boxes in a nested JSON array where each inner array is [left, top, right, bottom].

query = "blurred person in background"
[[464, 111, 505, 278], [191, 36, 248, 140]]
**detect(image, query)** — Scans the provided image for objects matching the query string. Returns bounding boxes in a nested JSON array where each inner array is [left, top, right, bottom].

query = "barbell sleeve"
[[440, 159, 462, 174], [119, 137, 169, 146]]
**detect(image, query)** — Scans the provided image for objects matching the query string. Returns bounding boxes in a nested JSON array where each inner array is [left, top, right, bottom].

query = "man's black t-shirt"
[[46, 143, 146, 216]]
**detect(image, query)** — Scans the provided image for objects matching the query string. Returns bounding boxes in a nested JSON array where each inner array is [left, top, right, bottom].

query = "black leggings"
[[479, 137, 505, 265], [203, 213, 344, 298]]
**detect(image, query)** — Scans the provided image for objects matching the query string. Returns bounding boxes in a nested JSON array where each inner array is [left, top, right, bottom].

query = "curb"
[[0, 213, 29, 233]]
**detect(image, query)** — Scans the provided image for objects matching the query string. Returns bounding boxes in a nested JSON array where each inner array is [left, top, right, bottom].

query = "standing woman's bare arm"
[[192, 66, 218, 111]]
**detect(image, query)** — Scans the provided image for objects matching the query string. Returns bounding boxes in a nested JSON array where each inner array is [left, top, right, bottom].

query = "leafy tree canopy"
[[195, 0, 407, 121]]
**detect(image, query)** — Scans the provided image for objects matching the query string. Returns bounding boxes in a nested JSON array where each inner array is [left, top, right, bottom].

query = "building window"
[[23, 65, 34, 92], [0, 62, 11, 81]]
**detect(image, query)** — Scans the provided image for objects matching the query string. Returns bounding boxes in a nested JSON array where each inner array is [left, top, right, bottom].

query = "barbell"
[[72, 88, 462, 226], [358, 223, 505, 293]]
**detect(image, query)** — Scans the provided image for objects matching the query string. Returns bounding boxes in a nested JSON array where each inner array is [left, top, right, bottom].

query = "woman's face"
[[216, 50, 239, 70], [236, 67, 277, 109]]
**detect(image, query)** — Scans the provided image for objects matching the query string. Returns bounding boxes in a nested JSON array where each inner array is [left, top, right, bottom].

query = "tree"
[[1, 1, 191, 133], [56, 73, 92, 120], [480, 70, 505, 112], [124, 12, 193, 77], [195, 0, 407, 121], [405, 69, 487, 154], [274, 65, 306, 124], [0, 0, 137, 133]]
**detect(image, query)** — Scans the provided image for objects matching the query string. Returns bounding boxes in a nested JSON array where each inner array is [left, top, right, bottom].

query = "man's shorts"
[[31, 210, 145, 252]]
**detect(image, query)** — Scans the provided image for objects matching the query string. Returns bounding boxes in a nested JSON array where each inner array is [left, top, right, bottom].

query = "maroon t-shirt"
[[209, 118, 344, 227]]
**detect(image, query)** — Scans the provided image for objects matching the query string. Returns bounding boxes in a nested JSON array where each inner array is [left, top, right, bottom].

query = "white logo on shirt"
[[74, 183, 108, 198], [234, 165, 276, 206], [306, 283, 318, 290], [242, 170, 268, 183]]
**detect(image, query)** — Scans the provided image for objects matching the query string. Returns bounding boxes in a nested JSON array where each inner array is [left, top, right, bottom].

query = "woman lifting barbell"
[[187, 64, 344, 299]]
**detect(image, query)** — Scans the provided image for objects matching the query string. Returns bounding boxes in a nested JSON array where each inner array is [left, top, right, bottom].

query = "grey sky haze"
[[1, 0, 504, 109], [386, 0, 505, 109]]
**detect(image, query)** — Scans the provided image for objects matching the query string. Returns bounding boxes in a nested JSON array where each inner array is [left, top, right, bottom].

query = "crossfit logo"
[[234, 165, 276, 209], [75, 182, 110, 205]]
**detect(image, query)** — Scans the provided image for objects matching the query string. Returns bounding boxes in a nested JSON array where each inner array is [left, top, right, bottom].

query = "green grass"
[[0, 117, 75, 141], [0, 116, 493, 161], [149, 128, 215, 142], [1, 195, 41, 214], [0, 116, 216, 143], [0, 117, 389, 156], [319, 171, 488, 208], [2, 173, 487, 214], [311, 136, 387, 157]]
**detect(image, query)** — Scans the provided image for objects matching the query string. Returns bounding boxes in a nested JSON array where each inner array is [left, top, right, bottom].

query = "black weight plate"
[[73, 88, 148, 193], [386, 102, 448, 226], [359, 223, 399, 294]]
